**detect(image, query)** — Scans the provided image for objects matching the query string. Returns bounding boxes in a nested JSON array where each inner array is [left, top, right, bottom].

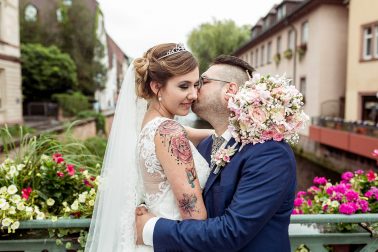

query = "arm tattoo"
[[178, 193, 198, 216], [157, 120, 193, 165], [186, 167, 197, 188]]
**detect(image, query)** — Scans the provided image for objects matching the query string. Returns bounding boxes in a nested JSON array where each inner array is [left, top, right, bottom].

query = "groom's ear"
[[225, 82, 238, 101], [150, 81, 162, 95]]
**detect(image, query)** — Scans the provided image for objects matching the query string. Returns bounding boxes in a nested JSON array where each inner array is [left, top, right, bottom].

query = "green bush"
[[76, 110, 106, 133], [53, 92, 91, 117], [84, 136, 107, 159]]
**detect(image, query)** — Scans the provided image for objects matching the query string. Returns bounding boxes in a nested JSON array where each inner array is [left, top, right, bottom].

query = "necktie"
[[211, 135, 225, 166]]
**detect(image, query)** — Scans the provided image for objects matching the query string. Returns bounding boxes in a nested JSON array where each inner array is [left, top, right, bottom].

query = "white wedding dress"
[[136, 117, 210, 251]]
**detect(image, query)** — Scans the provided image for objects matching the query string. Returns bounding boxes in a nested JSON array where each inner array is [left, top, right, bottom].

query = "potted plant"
[[273, 53, 281, 65], [297, 44, 307, 61], [283, 49, 293, 60]]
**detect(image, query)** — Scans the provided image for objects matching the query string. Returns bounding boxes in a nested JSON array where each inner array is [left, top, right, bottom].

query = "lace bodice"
[[137, 117, 210, 210]]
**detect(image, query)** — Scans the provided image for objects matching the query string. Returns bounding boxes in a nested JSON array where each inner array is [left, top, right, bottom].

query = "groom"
[[136, 55, 297, 251]]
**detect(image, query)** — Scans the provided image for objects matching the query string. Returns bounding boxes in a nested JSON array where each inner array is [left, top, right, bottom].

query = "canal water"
[[177, 112, 341, 192]]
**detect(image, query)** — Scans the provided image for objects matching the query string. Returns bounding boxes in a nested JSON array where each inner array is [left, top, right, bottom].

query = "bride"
[[85, 43, 212, 251]]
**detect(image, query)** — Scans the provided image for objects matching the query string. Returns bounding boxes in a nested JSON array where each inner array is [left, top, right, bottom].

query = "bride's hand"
[[135, 207, 156, 245]]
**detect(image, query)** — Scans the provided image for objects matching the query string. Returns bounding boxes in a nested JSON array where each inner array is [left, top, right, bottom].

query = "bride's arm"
[[184, 126, 214, 146], [155, 120, 207, 220]]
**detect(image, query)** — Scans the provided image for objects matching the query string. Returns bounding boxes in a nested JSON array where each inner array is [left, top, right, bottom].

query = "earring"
[[158, 96, 162, 102]]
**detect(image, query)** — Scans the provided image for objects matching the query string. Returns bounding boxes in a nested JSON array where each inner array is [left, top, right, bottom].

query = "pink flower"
[[84, 179, 92, 187], [249, 107, 267, 123], [365, 187, 378, 199], [52, 153, 64, 164], [272, 132, 284, 141], [372, 149, 378, 157], [296, 191, 307, 198], [355, 169, 364, 175], [341, 172, 354, 182], [307, 199, 313, 206], [357, 199, 369, 213], [345, 190, 359, 201], [21, 187, 32, 200], [66, 164, 75, 176], [313, 176, 327, 185], [339, 202, 358, 215], [292, 209, 303, 215], [223, 156, 230, 162], [367, 170, 376, 182], [57, 171, 64, 177], [294, 198, 304, 207]]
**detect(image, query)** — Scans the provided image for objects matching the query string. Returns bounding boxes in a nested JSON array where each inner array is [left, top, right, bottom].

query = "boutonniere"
[[211, 143, 238, 174]]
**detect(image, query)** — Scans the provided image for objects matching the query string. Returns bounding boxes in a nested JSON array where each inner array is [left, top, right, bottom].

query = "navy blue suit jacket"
[[153, 136, 297, 252]]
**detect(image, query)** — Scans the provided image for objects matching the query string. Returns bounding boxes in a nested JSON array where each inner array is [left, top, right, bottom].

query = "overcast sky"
[[97, 0, 282, 58]]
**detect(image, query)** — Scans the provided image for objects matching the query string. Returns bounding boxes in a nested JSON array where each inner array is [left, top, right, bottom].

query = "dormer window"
[[25, 4, 38, 22], [277, 5, 286, 21], [63, 0, 72, 6]]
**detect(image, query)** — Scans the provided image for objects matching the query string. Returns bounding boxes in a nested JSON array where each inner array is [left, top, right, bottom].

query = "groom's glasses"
[[198, 76, 230, 89]]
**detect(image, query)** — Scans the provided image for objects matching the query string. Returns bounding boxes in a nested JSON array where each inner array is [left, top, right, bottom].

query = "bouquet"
[[228, 73, 309, 148]]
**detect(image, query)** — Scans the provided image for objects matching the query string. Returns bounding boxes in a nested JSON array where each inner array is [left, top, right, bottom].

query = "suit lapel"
[[203, 138, 236, 197]]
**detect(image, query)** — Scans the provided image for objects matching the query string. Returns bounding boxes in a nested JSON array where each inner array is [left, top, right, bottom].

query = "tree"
[[19, 1, 107, 97], [187, 19, 251, 73], [21, 44, 78, 102]]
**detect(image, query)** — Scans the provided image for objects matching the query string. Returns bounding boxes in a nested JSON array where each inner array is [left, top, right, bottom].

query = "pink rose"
[[66, 164, 75, 176], [170, 135, 193, 164], [313, 176, 327, 185], [22, 187, 32, 200], [367, 170, 376, 182], [57, 171, 64, 177], [249, 107, 267, 123]]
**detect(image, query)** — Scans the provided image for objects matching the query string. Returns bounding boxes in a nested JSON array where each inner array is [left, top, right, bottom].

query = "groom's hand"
[[135, 207, 155, 245]]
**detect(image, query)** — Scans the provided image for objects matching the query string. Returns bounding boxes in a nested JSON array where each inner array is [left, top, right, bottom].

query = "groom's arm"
[[152, 142, 296, 251]]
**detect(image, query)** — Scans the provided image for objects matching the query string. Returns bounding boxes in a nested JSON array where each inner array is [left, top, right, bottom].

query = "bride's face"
[[159, 67, 200, 116]]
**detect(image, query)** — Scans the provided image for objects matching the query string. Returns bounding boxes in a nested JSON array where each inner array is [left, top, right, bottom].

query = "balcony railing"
[[0, 215, 378, 251]]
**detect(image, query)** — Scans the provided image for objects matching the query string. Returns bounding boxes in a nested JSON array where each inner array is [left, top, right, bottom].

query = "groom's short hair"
[[211, 55, 255, 86]]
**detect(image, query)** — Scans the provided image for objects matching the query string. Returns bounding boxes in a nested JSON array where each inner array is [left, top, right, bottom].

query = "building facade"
[[234, 0, 348, 135], [0, 0, 23, 124], [345, 0, 378, 124]]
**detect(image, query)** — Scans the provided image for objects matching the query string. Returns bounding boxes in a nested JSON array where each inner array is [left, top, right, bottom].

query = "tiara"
[[158, 43, 187, 60]]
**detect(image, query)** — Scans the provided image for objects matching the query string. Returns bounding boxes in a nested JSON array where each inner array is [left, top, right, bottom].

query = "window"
[[25, 4, 38, 22], [361, 95, 378, 123], [0, 69, 4, 109], [300, 77, 306, 104], [56, 9, 63, 22], [261, 45, 265, 66], [250, 51, 254, 66], [301, 21, 309, 44], [63, 0, 72, 6], [375, 26, 378, 58], [277, 5, 286, 20], [277, 36, 281, 53], [267, 41, 272, 64], [288, 30, 295, 49], [363, 27, 373, 60], [255, 48, 259, 67]]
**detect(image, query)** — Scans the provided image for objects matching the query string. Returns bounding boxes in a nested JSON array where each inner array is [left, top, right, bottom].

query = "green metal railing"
[[1, 215, 378, 251]]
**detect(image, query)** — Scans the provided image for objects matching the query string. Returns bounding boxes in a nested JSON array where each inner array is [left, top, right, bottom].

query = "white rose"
[[1, 218, 12, 227], [71, 200, 79, 211], [2, 202, 10, 210], [7, 185, 18, 195], [11, 195, 21, 203], [46, 198, 55, 206], [0, 186, 7, 194], [36, 212, 45, 220], [25, 206, 33, 213], [88, 200, 95, 206], [331, 201, 340, 208], [10, 221, 20, 230], [78, 194, 86, 203], [89, 189, 96, 196], [16, 202, 25, 211], [0, 198, 7, 209], [9, 206, 16, 215]]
